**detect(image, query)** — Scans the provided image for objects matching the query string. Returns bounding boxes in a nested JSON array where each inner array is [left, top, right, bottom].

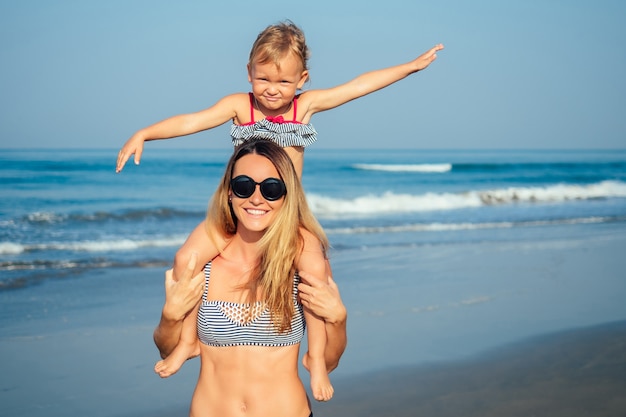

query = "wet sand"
[[318, 320, 626, 417]]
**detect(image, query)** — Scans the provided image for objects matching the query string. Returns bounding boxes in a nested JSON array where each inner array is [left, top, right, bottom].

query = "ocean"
[[2, 147, 626, 291]]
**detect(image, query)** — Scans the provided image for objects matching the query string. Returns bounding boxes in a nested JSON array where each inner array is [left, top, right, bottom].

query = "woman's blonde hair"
[[248, 20, 310, 74], [206, 139, 328, 332]]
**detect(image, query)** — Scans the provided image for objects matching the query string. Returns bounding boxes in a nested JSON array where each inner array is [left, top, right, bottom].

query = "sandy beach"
[[1, 222, 625, 416], [321, 320, 626, 417]]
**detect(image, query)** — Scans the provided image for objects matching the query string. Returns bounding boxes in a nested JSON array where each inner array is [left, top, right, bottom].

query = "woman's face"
[[230, 153, 285, 234]]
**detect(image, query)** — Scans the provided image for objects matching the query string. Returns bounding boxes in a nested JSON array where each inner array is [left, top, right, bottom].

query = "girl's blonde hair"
[[206, 139, 328, 332], [248, 20, 310, 73]]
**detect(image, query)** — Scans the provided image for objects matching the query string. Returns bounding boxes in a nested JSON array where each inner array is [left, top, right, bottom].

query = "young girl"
[[117, 20, 443, 401]]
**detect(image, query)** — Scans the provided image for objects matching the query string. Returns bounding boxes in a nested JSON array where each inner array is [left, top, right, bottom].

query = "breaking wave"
[[308, 180, 626, 217]]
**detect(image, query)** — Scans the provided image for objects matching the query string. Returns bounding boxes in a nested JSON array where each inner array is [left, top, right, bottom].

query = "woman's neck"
[[221, 232, 261, 266]]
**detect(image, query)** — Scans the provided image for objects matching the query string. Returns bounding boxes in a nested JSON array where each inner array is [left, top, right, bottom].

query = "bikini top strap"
[[202, 262, 211, 302], [248, 93, 255, 123], [292, 96, 298, 122]]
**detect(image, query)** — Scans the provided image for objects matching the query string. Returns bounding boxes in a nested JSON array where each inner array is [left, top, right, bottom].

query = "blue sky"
[[1, 0, 624, 150]]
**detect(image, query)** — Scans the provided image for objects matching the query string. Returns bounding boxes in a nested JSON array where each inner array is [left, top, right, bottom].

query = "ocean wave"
[[0, 235, 187, 255], [0, 242, 24, 255], [352, 163, 452, 173], [308, 180, 626, 216], [351, 160, 626, 174], [0, 258, 171, 290], [26, 212, 67, 223], [325, 216, 616, 235], [0, 258, 170, 272], [10, 182, 625, 228], [3, 216, 620, 257], [477, 181, 626, 204], [453, 161, 626, 172], [19, 207, 203, 225], [308, 191, 481, 215]]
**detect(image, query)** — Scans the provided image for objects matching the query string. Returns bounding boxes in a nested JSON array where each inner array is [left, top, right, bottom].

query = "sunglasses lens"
[[260, 179, 286, 201], [232, 176, 256, 198], [231, 176, 286, 201]]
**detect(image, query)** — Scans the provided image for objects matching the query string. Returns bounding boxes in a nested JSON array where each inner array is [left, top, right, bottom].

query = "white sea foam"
[[326, 217, 609, 235], [308, 191, 482, 217], [308, 180, 626, 217], [18, 236, 187, 253], [352, 163, 452, 173], [26, 212, 66, 223], [456, 295, 494, 306], [0, 242, 25, 255], [477, 180, 626, 205]]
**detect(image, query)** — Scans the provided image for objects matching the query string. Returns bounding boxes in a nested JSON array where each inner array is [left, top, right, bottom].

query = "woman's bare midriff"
[[190, 344, 311, 417]]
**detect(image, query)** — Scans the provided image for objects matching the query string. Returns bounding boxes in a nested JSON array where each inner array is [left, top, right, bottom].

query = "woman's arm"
[[153, 253, 205, 358]]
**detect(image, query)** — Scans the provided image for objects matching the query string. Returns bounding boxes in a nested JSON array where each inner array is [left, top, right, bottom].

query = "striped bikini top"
[[230, 93, 317, 148], [197, 262, 305, 347]]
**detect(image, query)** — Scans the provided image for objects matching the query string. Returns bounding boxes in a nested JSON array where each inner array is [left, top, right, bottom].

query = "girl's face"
[[247, 52, 308, 115], [230, 153, 285, 235]]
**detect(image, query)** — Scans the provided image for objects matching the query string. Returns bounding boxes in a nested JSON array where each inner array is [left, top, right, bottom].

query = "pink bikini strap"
[[292, 96, 298, 121], [248, 93, 255, 123]]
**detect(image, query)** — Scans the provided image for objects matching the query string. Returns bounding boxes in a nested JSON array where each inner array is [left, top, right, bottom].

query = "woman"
[[154, 139, 347, 416]]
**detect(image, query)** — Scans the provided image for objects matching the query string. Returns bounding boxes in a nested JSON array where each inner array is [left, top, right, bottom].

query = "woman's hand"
[[162, 253, 204, 322], [298, 271, 346, 325], [154, 253, 205, 358], [298, 270, 347, 373]]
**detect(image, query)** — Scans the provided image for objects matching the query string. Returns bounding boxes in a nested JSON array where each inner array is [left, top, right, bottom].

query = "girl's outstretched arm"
[[116, 94, 243, 172], [303, 44, 444, 117]]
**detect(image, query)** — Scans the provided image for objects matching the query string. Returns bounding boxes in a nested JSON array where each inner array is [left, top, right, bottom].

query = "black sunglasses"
[[230, 175, 287, 201]]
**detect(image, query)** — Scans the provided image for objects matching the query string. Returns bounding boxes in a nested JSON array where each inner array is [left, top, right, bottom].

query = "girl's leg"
[[304, 308, 334, 401], [154, 220, 225, 377], [173, 220, 224, 281], [154, 302, 200, 378]]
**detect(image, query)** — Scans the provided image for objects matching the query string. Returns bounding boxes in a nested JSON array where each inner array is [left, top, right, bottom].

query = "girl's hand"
[[413, 43, 445, 72], [116, 133, 145, 172]]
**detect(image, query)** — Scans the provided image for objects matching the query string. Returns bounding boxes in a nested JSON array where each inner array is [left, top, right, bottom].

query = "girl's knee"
[[174, 246, 194, 271]]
